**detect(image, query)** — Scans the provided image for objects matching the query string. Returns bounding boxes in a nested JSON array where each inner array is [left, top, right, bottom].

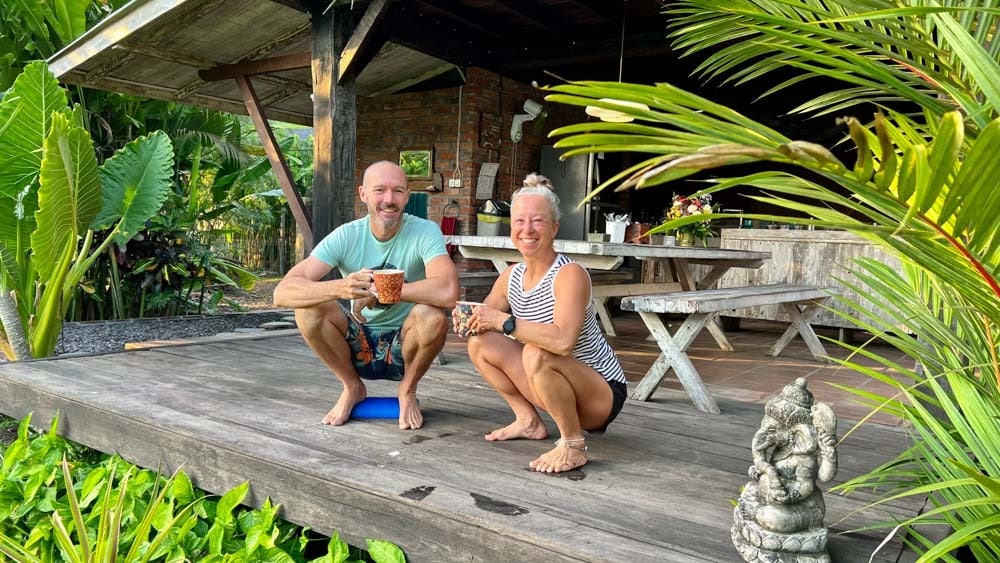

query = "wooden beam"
[[83, 52, 135, 82], [175, 78, 207, 100], [236, 75, 313, 244], [57, 70, 312, 125], [311, 4, 359, 250], [240, 23, 311, 62], [331, 5, 358, 242], [338, 0, 392, 83], [200, 52, 312, 82], [115, 42, 216, 69]]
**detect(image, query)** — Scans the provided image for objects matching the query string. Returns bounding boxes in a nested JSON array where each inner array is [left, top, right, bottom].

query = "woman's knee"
[[468, 332, 512, 365], [522, 344, 557, 379], [467, 333, 492, 362]]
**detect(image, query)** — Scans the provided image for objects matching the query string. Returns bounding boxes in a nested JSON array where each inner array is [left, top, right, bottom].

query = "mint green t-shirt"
[[311, 214, 447, 329]]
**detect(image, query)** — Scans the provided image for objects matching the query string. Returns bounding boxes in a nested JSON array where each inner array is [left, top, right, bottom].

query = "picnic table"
[[444, 235, 770, 335], [622, 284, 838, 414]]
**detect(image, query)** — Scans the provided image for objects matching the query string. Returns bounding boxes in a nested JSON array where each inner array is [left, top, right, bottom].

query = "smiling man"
[[274, 161, 458, 429]]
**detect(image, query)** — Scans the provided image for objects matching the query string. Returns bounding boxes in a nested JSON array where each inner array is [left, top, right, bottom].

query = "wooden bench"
[[591, 280, 681, 336], [620, 284, 838, 414]]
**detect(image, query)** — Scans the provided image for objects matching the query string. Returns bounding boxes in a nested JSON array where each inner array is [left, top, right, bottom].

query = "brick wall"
[[353, 67, 583, 291]]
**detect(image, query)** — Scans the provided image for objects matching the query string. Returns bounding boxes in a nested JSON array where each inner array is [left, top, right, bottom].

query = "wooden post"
[[311, 4, 358, 249]]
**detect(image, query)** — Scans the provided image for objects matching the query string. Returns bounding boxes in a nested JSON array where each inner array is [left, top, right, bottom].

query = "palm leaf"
[[548, 4, 1000, 551], [666, 1, 1000, 127]]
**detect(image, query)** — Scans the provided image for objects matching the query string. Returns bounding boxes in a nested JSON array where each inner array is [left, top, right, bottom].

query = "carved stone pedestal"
[[732, 485, 830, 563]]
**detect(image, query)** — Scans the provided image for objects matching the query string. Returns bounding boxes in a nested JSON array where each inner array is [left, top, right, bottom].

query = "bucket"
[[606, 222, 627, 244]]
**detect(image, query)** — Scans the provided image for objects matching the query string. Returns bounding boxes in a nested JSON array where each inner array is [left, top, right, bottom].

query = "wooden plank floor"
[[0, 320, 918, 562]]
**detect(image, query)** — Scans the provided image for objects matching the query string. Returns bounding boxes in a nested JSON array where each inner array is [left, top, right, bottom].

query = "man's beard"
[[375, 205, 402, 229]]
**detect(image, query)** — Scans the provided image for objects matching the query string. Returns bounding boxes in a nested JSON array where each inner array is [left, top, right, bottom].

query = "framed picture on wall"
[[399, 149, 433, 180]]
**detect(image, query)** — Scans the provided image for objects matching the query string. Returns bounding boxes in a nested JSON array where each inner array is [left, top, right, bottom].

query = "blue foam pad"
[[350, 397, 400, 419]]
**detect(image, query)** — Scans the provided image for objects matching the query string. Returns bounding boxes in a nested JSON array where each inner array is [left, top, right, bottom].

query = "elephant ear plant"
[[545, 1, 1000, 559], [0, 61, 174, 360]]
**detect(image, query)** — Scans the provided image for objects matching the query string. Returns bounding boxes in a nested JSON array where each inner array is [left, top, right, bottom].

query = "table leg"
[[592, 296, 617, 336], [705, 314, 734, 352], [769, 300, 829, 362], [629, 311, 721, 414]]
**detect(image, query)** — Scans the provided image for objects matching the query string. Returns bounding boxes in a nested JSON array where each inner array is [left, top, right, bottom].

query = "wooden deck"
[[0, 323, 918, 562]]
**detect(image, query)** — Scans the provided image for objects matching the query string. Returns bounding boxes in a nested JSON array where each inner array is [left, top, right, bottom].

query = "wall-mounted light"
[[510, 99, 543, 142]]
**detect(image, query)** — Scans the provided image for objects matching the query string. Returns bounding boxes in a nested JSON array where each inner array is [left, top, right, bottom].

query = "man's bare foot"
[[529, 439, 588, 473], [399, 392, 423, 430], [485, 418, 548, 441], [322, 386, 367, 425]]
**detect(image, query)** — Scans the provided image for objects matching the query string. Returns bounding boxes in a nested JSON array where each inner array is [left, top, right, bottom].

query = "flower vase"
[[677, 231, 695, 247]]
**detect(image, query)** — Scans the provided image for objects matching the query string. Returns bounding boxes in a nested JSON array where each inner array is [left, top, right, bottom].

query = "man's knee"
[[294, 301, 345, 338], [407, 304, 447, 339]]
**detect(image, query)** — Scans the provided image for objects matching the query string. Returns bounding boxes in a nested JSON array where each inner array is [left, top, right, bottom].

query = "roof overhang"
[[48, 0, 673, 126], [48, 0, 460, 126]]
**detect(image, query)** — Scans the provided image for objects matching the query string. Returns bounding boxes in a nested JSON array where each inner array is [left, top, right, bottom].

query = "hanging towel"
[[440, 216, 458, 257], [440, 202, 461, 258]]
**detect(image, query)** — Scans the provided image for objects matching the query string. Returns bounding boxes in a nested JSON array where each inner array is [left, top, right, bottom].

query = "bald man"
[[274, 161, 458, 429]]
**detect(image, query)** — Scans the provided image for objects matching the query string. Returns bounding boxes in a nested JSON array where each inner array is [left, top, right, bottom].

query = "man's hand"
[[351, 294, 376, 323], [344, 269, 376, 300]]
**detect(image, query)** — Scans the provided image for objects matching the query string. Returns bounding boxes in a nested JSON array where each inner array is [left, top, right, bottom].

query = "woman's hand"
[[468, 304, 508, 335]]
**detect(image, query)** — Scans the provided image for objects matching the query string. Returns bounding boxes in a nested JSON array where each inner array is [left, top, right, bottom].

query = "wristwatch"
[[502, 315, 517, 336]]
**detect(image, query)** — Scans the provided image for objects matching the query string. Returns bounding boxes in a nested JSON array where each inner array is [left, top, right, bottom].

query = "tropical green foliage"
[[0, 414, 406, 562], [0, 61, 174, 360], [2, 0, 269, 325], [0, 0, 123, 92], [546, 1, 1000, 560]]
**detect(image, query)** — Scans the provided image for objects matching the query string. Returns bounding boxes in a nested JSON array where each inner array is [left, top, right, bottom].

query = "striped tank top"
[[508, 254, 626, 384]]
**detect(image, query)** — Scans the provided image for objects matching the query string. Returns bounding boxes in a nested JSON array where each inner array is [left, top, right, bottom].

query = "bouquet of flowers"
[[665, 193, 716, 243]]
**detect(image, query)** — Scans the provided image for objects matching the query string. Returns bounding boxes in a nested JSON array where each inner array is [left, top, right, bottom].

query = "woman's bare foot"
[[322, 386, 367, 425], [485, 418, 548, 441], [529, 439, 588, 473], [399, 392, 423, 430]]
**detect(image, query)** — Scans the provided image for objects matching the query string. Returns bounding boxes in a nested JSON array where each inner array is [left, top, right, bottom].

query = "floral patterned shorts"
[[340, 303, 404, 381]]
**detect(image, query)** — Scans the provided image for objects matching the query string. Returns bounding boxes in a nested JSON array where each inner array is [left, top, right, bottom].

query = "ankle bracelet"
[[554, 438, 588, 451]]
